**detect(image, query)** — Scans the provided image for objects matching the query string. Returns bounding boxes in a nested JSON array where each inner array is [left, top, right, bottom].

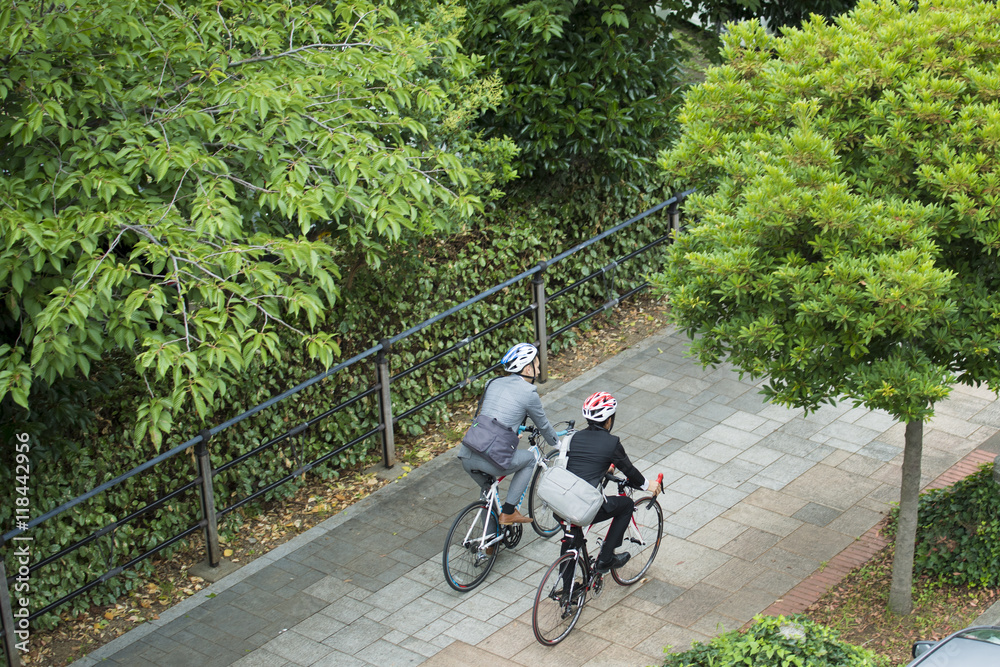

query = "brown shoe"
[[499, 510, 533, 525]]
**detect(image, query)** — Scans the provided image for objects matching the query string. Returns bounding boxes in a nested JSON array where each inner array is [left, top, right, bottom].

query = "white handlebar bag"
[[536, 431, 604, 526]]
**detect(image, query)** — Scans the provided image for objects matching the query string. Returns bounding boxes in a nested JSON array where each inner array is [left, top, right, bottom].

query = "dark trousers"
[[559, 495, 634, 589]]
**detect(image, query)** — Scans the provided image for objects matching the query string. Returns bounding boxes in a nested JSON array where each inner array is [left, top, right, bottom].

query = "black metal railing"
[[0, 190, 692, 666]]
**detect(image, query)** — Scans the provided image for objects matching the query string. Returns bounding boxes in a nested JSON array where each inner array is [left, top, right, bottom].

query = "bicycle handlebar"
[[519, 420, 575, 440]]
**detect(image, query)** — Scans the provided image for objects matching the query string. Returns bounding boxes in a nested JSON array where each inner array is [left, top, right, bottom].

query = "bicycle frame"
[[556, 476, 655, 586]]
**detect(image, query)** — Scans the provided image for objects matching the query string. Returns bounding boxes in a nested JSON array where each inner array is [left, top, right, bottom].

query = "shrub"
[[663, 615, 881, 667], [906, 462, 1000, 588]]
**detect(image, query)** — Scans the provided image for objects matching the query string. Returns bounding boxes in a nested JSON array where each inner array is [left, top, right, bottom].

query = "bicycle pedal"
[[592, 572, 605, 598]]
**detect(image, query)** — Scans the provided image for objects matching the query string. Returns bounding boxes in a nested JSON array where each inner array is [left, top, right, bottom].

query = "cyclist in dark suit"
[[564, 391, 662, 573]]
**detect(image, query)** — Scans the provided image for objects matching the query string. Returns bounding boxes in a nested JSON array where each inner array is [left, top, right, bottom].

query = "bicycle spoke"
[[443, 502, 499, 592], [527, 452, 562, 538], [532, 552, 586, 645], [611, 496, 663, 585]]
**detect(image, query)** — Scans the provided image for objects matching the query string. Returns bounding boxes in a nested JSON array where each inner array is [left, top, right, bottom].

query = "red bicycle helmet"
[[582, 391, 617, 421]]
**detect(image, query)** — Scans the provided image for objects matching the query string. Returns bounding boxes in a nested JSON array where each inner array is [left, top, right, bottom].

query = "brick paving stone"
[[230, 649, 290, 667], [688, 516, 748, 549], [291, 612, 346, 646], [720, 410, 771, 432], [825, 505, 885, 538], [695, 442, 743, 464], [747, 566, 800, 598], [736, 445, 784, 467], [629, 579, 686, 608], [702, 558, 765, 593], [689, 611, 744, 638], [791, 502, 841, 527], [721, 503, 802, 537], [444, 616, 503, 645], [720, 527, 781, 561], [836, 453, 888, 478], [698, 484, 748, 510], [400, 635, 446, 659], [423, 640, 521, 666], [654, 582, 731, 628], [355, 639, 425, 666], [758, 431, 820, 458], [670, 497, 729, 532], [715, 586, 781, 623], [578, 604, 664, 648], [512, 628, 611, 667], [202, 605, 272, 641], [754, 547, 821, 580], [261, 630, 331, 665], [856, 440, 902, 462], [817, 421, 882, 447], [783, 465, 881, 510], [638, 624, 713, 659], [690, 401, 739, 423], [321, 617, 389, 654], [705, 458, 763, 487], [657, 419, 712, 443]]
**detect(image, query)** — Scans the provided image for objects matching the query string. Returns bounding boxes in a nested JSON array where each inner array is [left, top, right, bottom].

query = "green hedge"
[[1, 182, 677, 628], [907, 462, 1000, 588], [663, 615, 883, 667]]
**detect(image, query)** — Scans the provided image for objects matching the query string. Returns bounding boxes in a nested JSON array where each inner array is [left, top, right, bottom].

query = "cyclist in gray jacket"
[[458, 343, 560, 524]]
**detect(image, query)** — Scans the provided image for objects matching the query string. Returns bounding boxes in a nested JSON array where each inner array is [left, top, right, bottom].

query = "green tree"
[[653, 0, 1000, 615], [460, 0, 687, 184], [692, 0, 858, 33], [0, 0, 513, 449]]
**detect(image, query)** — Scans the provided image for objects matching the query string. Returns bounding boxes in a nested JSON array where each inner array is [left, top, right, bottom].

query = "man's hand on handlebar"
[[649, 473, 664, 496]]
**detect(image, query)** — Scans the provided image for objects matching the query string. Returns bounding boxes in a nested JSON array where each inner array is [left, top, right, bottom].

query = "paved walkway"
[[77, 326, 1000, 667]]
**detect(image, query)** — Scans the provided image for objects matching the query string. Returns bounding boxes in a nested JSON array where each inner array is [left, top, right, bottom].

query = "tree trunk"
[[888, 419, 923, 615]]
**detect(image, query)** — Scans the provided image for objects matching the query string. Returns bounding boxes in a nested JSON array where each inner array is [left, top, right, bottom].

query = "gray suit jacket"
[[458, 374, 559, 459]]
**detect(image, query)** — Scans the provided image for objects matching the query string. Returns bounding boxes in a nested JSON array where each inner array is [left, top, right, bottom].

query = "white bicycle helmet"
[[501, 342, 538, 373], [582, 391, 617, 422]]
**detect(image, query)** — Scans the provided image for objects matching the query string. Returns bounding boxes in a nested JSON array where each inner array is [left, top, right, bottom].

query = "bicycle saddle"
[[470, 471, 497, 485]]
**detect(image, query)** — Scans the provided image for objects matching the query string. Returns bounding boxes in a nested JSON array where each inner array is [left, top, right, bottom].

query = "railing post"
[[1, 562, 24, 667], [668, 198, 680, 236], [532, 261, 549, 383], [377, 339, 396, 468], [195, 430, 222, 569]]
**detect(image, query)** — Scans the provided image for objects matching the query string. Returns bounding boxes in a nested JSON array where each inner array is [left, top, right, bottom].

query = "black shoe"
[[595, 552, 630, 574]]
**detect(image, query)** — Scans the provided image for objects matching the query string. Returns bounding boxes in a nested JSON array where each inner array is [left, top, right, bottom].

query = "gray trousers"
[[458, 445, 535, 510]]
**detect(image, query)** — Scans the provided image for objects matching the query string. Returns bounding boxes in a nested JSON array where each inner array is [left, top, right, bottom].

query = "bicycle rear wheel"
[[532, 552, 587, 645], [611, 495, 663, 585], [527, 452, 561, 538], [443, 501, 499, 592]]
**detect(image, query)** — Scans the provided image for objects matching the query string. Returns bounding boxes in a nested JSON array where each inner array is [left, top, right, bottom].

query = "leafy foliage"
[[654, 0, 1000, 419], [903, 463, 1000, 588], [693, 0, 858, 33], [0, 0, 514, 449], [459, 0, 687, 183], [663, 615, 882, 666]]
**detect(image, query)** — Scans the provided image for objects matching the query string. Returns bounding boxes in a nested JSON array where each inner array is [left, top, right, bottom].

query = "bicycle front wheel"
[[527, 453, 561, 538], [611, 495, 663, 585], [532, 552, 587, 645], [443, 501, 499, 592]]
